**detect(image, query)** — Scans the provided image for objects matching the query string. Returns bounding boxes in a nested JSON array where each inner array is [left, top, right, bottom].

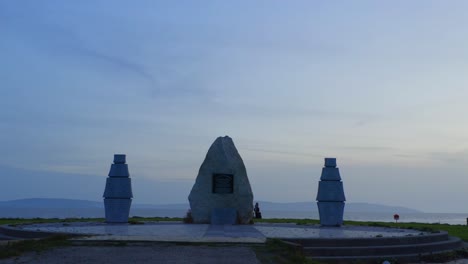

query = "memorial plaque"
[[212, 174, 234, 193]]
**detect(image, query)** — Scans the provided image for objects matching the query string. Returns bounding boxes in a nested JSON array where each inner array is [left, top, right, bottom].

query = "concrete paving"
[[12, 221, 425, 243]]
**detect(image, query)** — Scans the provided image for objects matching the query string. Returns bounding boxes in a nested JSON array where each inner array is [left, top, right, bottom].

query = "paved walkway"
[[15, 222, 424, 243]]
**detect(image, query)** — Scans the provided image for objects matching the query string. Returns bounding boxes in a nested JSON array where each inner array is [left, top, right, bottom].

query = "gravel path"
[[0, 245, 260, 264]]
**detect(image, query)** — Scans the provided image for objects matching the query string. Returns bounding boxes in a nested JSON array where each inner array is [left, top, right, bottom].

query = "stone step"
[[309, 249, 462, 264], [285, 232, 448, 247], [303, 236, 462, 257], [0, 233, 16, 240]]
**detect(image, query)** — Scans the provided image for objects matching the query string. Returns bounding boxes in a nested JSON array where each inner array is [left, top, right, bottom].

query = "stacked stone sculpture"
[[316, 158, 346, 226], [188, 136, 254, 224], [103, 154, 133, 223]]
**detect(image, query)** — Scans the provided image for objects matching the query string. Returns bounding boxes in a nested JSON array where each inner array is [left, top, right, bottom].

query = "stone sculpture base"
[[211, 208, 237, 225], [104, 199, 132, 223], [317, 202, 344, 226]]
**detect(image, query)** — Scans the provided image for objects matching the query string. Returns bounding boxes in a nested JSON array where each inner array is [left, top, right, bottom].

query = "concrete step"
[[303, 236, 463, 257], [0, 233, 16, 240], [309, 247, 467, 264], [286, 232, 448, 247]]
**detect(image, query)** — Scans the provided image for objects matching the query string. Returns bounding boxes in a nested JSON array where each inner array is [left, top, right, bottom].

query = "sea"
[[1, 208, 467, 225]]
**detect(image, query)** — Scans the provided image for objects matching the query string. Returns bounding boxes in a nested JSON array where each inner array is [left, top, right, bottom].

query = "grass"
[[0, 216, 183, 226], [0, 234, 72, 259], [254, 238, 318, 264], [0, 217, 105, 226]]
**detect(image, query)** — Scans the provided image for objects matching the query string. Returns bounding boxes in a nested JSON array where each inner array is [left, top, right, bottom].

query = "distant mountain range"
[[0, 198, 421, 213]]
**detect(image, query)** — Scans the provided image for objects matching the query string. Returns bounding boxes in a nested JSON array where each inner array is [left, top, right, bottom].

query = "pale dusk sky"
[[1, 1, 468, 212]]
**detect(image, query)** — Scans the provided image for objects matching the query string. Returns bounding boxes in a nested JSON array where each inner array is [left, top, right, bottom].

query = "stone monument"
[[103, 154, 133, 223], [188, 136, 254, 224], [316, 157, 346, 226]]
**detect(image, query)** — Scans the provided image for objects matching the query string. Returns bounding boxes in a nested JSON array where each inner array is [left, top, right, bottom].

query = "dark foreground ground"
[[0, 245, 260, 264], [2, 243, 468, 263]]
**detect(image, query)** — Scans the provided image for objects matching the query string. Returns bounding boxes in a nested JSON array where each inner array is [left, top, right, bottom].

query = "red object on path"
[[394, 214, 400, 223]]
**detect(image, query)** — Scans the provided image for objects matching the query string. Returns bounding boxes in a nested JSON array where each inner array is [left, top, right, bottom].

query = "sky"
[[1, 1, 468, 213]]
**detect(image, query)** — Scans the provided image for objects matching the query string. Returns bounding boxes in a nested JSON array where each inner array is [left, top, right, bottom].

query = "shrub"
[[183, 209, 193, 224]]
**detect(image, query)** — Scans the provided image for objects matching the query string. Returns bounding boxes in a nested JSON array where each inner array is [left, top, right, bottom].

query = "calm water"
[[1, 208, 467, 225]]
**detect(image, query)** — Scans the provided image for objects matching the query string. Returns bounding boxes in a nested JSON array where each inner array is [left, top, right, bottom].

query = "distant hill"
[[0, 198, 421, 213], [345, 202, 421, 213], [255, 201, 420, 213]]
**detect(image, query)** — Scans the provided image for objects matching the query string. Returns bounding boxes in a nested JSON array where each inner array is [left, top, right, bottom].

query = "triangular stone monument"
[[188, 136, 254, 224]]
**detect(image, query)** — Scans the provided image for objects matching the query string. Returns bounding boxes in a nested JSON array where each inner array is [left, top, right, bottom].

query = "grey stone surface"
[[18, 222, 425, 241], [104, 154, 132, 223], [104, 199, 132, 223], [211, 208, 237, 225], [316, 181, 345, 201], [103, 178, 133, 198], [320, 167, 341, 181], [317, 202, 345, 226], [188, 136, 254, 224], [324, 157, 336, 167], [108, 164, 130, 177], [316, 158, 345, 226], [113, 154, 126, 164]]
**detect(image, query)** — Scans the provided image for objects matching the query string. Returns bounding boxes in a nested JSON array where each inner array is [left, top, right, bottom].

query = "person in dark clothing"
[[254, 202, 262, 219]]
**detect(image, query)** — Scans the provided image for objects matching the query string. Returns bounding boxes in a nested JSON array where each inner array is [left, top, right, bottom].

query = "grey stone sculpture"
[[316, 158, 346, 226], [103, 154, 133, 223], [188, 136, 254, 224]]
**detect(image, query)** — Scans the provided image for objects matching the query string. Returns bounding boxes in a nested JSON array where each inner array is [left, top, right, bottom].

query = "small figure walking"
[[254, 202, 262, 219]]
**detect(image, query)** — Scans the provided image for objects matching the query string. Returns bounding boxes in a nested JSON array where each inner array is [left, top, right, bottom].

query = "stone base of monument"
[[317, 202, 344, 226], [104, 199, 132, 223], [282, 230, 463, 263], [210, 208, 237, 225], [6, 222, 464, 262]]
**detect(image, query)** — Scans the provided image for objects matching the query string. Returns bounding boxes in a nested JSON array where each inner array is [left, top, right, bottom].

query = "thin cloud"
[[338, 146, 394, 151], [429, 150, 468, 164], [240, 147, 323, 158], [3, 8, 210, 99]]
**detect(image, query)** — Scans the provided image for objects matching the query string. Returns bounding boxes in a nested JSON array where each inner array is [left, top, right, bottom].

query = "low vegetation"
[[254, 238, 318, 264], [0, 217, 104, 226], [0, 216, 182, 226], [0, 234, 71, 259]]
